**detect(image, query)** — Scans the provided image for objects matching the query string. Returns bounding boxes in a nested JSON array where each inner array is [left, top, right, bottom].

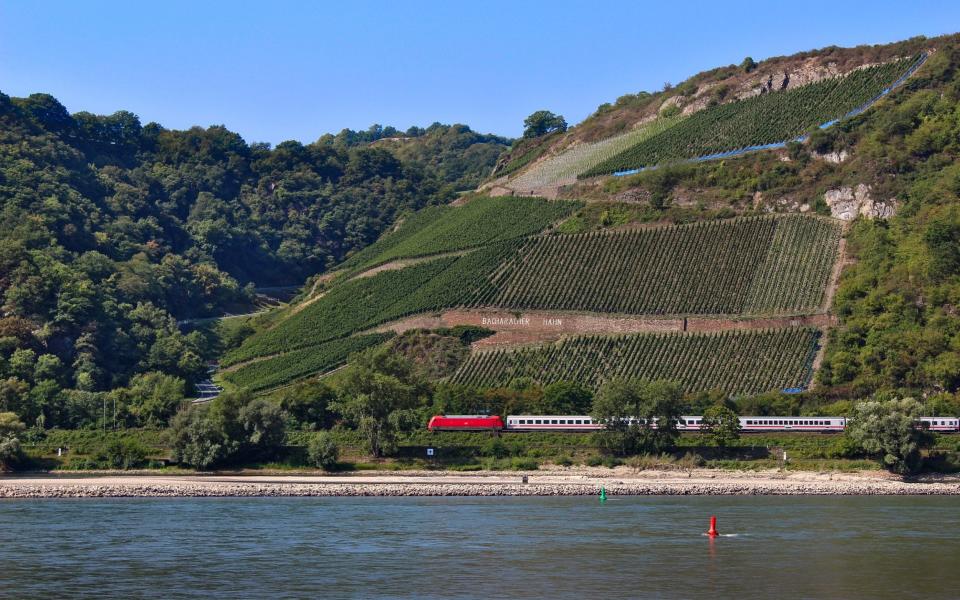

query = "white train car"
[[494, 415, 959, 433], [919, 417, 960, 432], [505, 415, 602, 431], [740, 416, 846, 433]]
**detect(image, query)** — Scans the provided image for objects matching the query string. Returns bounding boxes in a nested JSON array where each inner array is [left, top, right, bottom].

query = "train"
[[427, 414, 960, 433]]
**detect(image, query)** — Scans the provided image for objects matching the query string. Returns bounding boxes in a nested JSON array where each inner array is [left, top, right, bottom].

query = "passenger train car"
[[428, 414, 960, 433]]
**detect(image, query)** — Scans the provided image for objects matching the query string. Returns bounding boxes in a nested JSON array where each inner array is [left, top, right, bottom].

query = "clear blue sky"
[[1, 1, 957, 144]]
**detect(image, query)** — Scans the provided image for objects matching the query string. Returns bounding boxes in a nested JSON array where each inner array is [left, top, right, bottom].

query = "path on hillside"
[[370, 309, 835, 347]]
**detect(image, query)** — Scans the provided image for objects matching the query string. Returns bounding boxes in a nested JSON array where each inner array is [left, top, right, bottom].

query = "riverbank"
[[3, 467, 960, 498]]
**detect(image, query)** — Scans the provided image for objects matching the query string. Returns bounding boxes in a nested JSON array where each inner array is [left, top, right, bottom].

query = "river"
[[1, 495, 957, 598]]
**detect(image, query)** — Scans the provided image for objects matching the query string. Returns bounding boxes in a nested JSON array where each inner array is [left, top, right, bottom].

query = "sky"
[[1, 1, 958, 144]]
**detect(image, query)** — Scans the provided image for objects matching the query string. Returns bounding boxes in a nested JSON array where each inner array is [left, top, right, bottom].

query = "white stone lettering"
[[481, 316, 530, 326]]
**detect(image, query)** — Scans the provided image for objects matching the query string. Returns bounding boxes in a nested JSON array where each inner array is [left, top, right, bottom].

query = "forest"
[[0, 91, 509, 429]]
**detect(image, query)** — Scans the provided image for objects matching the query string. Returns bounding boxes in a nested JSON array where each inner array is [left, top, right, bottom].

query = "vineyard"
[[473, 215, 841, 315], [509, 115, 683, 190], [582, 56, 922, 176], [224, 243, 521, 365], [336, 195, 578, 274], [450, 327, 821, 395], [222, 333, 392, 393], [223, 257, 457, 365]]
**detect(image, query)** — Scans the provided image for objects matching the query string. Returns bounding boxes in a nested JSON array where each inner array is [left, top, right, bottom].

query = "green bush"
[[480, 438, 510, 459], [96, 438, 150, 469], [308, 433, 339, 470]]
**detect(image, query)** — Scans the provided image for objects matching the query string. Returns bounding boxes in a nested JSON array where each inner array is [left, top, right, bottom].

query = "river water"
[[1, 495, 957, 599]]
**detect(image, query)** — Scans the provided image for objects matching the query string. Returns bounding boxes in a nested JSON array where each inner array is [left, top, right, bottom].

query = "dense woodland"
[[0, 91, 509, 428]]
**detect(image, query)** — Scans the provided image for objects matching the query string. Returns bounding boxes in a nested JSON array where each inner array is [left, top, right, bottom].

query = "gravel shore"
[[3, 468, 960, 498]]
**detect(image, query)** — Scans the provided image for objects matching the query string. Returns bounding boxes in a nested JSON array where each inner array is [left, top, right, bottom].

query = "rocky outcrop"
[[824, 184, 897, 221], [737, 58, 844, 100], [814, 149, 849, 163]]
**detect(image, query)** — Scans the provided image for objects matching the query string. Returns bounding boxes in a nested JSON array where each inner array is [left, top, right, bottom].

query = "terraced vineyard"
[[223, 257, 458, 365], [583, 55, 922, 176], [509, 115, 683, 190], [475, 215, 840, 315], [223, 333, 392, 393], [337, 196, 579, 273], [450, 328, 820, 394], [224, 243, 521, 366]]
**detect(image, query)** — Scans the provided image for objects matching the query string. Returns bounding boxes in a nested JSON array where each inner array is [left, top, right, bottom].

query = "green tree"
[[124, 371, 186, 427], [846, 397, 933, 474], [591, 379, 642, 456], [169, 391, 284, 469], [96, 438, 150, 469], [522, 110, 567, 138], [239, 398, 287, 461], [700, 405, 741, 447], [636, 379, 684, 453], [591, 378, 684, 456], [335, 347, 428, 457], [0, 412, 25, 470], [170, 405, 231, 470], [278, 381, 337, 430], [307, 432, 339, 470], [740, 56, 758, 72], [541, 381, 593, 414]]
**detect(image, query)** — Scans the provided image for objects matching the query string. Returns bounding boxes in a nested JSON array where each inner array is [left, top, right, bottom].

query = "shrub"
[[480, 438, 510, 459], [307, 433, 339, 471], [586, 455, 604, 467], [97, 438, 150, 470]]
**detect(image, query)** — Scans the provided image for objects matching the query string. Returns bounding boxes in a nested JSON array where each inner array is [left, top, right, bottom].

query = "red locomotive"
[[427, 415, 505, 432]]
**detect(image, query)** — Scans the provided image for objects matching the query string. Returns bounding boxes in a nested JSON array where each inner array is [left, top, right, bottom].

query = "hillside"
[[489, 36, 936, 199], [0, 92, 510, 428], [226, 33, 960, 414], [5, 32, 960, 437]]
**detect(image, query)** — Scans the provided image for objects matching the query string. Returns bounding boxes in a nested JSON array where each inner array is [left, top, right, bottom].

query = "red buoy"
[[707, 515, 719, 537]]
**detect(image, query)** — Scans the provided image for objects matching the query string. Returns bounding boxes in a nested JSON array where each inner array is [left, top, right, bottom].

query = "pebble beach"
[[3, 468, 960, 498]]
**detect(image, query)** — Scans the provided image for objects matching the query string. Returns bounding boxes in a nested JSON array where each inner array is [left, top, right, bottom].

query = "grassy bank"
[[22, 428, 951, 473]]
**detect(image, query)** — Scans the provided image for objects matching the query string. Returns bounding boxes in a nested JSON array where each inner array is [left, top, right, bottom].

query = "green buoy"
[[599, 487, 607, 502]]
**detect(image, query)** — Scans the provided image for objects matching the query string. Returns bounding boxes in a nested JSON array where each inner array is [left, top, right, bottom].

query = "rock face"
[[824, 184, 897, 221], [737, 58, 844, 100], [814, 149, 849, 163]]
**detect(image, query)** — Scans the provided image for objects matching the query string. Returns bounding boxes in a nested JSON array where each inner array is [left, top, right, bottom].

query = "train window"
[[551, 419, 558, 424], [535, 419, 542, 425]]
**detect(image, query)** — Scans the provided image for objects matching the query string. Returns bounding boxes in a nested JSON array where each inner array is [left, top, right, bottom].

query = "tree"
[[700, 405, 741, 447], [542, 381, 593, 414], [740, 56, 758, 72], [591, 378, 684, 456], [307, 432, 339, 470], [0, 412, 25, 470], [239, 398, 287, 461], [636, 380, 684, 453], [169, 391, 286, 469], [170, 406, 231, 470], [335, 347, 428, 457], [846, 397, 933, 474], [278, 381, 337, 430], [123, 371, 186, 427], [522, 110, 567, 138], [591, 379, 644, 456]]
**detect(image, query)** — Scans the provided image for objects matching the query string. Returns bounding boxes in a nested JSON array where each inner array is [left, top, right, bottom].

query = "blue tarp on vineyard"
[[612, 53, 928, 177]]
